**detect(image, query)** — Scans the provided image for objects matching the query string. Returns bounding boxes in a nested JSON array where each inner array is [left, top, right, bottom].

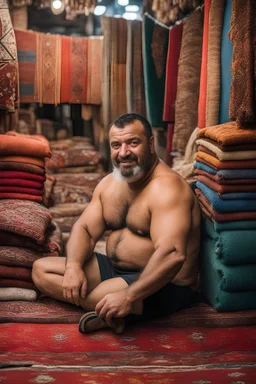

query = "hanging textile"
[[0, 0, 18, 112], [163, 23, 183, 160], [142, 13, 169, 128], [206, 0, 225, 127], [172, 8, 203, 154], [219, 0, 233, 124], [197, 0, 211, 128], [229, 0, 256, 127], [87, 37, 103, 105], [35, 32, 61, 105], [15, 29, 37, 103], [126, 20, 146, 116]]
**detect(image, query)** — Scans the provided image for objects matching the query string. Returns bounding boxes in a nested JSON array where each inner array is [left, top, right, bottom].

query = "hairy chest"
[[101, 188, 151, 236]]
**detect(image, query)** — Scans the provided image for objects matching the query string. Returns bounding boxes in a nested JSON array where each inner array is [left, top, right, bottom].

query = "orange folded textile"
[[195, 174, 256, 193], [0, 193, 42, 202], [0, 134, 51, 158], [0, 156, 45, 168], [195, 151, 256, 169], [5, 131, 50, 145], [198, 121, 256, 146]]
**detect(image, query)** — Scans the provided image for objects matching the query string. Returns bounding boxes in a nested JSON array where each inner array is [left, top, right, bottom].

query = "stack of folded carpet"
[[45, 136, 106, 249], [0, 131, 52, 203], [0, 199, 62, 302], [194, 121, 256, 312]]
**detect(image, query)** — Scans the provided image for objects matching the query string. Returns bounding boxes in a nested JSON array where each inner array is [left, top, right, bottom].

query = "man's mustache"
[[117, 155, 137, 162]]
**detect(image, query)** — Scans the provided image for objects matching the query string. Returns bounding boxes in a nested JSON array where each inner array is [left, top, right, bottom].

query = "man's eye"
[[131, 141, 138, 146], [112, 143, 120, 149]]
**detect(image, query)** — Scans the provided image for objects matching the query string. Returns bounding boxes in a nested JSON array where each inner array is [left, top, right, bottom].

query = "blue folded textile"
[[202, 216, 256, 265], [196, 181, 256, 212], [220, 192, 256, 200], [200, 238, 256, 311], [194, 161, 217, 175]]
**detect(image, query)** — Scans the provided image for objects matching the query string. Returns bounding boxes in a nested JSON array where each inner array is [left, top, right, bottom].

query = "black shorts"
[[95, 252, 197, 321]]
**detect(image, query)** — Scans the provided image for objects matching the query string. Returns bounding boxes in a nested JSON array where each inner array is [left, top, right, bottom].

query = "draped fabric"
[[143, 13, 169, 128], [102, 16, 127, 129], [126, 20, 146, 116], [87, 37, 103, 105], [197, 0, 211, 129], [0, 0, 18, 112], [219, 0, 233, 124], [229, 0, 256, 127], [172, 8, 203, 153], [70, 36, 88, 104], [206, 0, 225, 127], [35, 32, 61, 106]]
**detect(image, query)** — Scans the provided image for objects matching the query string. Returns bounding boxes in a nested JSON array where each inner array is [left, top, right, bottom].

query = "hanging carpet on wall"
[[143, 13, 169, 129], [0, 0, 18, 112]]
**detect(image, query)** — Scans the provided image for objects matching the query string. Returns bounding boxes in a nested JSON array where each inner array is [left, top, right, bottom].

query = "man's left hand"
[[95, 290, 132, 328]]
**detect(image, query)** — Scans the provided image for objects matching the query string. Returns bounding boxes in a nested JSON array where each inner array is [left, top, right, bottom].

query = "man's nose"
[[119, 143, 130, 157]]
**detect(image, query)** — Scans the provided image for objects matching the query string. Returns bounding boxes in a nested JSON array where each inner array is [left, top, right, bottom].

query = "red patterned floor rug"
[[1, 297, 256, 327], [1, 368, 256, 384]]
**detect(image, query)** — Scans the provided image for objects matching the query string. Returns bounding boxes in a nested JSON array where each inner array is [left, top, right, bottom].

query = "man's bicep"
[[75, 189, 106, 242], [150, 196, 192, 255]]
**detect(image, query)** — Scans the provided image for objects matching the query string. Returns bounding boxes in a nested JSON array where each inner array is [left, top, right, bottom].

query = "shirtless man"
[[32, 113, 201, 334]]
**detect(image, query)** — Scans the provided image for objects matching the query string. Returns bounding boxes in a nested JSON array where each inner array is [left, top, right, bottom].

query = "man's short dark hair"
[[110, 113, 153, 140]]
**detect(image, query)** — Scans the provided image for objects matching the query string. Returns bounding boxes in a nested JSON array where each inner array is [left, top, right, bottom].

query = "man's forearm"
[[126, 249, 185, 303], [65, 221, 95, 268]]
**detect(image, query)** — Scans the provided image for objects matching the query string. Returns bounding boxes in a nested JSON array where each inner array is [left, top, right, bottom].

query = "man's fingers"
[[105, 310, 116, 329], [80, 281, 87, 299], [72, 288, 80, 306]]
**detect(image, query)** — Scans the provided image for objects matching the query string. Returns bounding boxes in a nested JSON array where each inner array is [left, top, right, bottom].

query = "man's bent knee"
[[32, 258, 49, 291]]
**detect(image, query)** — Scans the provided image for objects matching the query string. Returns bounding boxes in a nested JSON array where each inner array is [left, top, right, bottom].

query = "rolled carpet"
[[0, 287, 37, 301]]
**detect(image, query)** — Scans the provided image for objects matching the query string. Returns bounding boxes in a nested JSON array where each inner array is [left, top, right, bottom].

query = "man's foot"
[[78, 311, 125, 334]]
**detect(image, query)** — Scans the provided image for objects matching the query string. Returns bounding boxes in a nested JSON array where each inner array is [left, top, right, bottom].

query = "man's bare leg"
[[32, 254, 142, 332]]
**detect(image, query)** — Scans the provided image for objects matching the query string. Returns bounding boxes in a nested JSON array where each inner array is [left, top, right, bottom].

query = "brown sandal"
[[78, 311, 125, 334]]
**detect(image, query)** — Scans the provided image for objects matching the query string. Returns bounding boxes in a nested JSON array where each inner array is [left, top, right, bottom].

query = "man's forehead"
[[109, 121, 145, 139]]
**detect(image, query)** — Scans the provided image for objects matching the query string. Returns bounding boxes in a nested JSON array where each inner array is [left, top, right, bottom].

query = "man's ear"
[[149, 135, 155, 154]]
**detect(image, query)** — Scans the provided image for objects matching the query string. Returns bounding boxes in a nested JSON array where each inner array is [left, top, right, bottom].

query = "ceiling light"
[[94, 5, 106, 15], [122, 12, 137, 20], [118, 0, 129, 6], [52, 0, 62, 10], [125, 4, 139, 12]]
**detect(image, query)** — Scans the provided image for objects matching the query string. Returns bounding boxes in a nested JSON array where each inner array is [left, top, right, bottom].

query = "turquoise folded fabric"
[[202, 217, 256, 265], [142, 13, 169, 128], [220, 192, 256, 200], [194, 161, 256, 179], [196, 181, 256, 211], [200, 238, 256, 311], [219, 0, 233, 124], [203, 215, 256, 232]]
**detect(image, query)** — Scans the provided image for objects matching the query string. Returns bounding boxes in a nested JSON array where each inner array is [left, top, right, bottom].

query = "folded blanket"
[[0, 287, 37, 301], [219, 192, 256, 200], [0, 265, 32, 281], [194, 168, 256, 185], [195, 183, 256, 212], [0, 178, 44, 189], [0, 279, 35, 290], [194, 161, 256, 179], [0, 134, 51, 158], [202, 218, 256, 266], [196, 138, 256, 160], [198, 193, 256, 222], [0, 199, 52, 244], [0, 160, 45, 175], [204, 218, 256, 232], [196, 151, 256, 169], [0, 156, 45, 168], [196, 174, 256, 193], [200, 238, 256, 311], [0, 170, 46, 182], [0, 246, 59, 268], [198, 121, 256, 145], [0, 193, 43, 202], [0, 187, 43, 195]]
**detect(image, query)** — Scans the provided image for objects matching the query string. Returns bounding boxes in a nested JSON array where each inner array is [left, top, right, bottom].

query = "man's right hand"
[[62, 264, 87, 306]]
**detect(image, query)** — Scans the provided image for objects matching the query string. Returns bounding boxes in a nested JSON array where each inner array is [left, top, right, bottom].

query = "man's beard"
[[112, 157, 145, 182]]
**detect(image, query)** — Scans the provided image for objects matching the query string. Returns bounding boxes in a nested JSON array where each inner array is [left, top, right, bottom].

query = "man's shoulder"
[[94, 172, 122, 194]]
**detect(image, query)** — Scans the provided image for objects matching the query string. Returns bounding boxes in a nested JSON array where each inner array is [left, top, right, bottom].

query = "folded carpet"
[[0, 133, 51, 158], [194, 161, 256, 179], [195, 174, 256, 193], [0, 246, 59, 268], [0, 287, 37, 301], [0, 160, 45, 175], [195, 151, 256, 169], [196, 138, 256, 160], [0, 170, 46, 182], [194, 168, 256, 185]]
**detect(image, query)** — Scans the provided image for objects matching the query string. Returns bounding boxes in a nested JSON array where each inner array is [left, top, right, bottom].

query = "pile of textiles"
[[0, 199, 62, 302], [46, 136, 106, 249], [0, 131, 51, 203], [194, 121, 256, 311]]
